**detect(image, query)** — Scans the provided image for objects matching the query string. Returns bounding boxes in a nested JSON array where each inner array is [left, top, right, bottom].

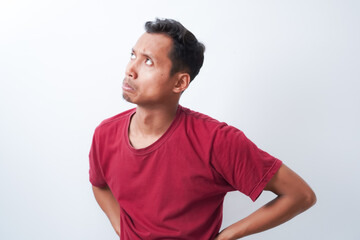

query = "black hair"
[[145, 18, 205, 82]]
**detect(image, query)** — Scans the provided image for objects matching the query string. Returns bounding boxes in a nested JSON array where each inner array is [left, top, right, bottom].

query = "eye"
[[130, 52, 136, 60], [145, 58, 153, 66]]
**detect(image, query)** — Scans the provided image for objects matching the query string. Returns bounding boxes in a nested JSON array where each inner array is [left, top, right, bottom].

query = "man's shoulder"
[[95, 108, 135, 131], [180, 105, 227, 127], [180, 105, 245, 136]]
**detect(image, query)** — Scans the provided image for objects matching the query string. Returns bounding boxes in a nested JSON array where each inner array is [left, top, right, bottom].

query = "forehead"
[[133, 33, 173, 61]]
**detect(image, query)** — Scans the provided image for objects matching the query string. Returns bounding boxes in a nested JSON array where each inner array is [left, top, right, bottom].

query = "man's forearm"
[[92, 185, 121, 236], [215, 164, 316, 240], [215, 192, 315, 240]]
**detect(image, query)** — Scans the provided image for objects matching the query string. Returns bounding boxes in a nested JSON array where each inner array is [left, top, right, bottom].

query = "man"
[[89, 18, 316, 240]]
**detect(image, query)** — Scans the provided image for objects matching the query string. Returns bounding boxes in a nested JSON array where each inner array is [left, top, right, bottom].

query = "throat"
[[127, 106, 178, 149], [128, 132, 162, 149]]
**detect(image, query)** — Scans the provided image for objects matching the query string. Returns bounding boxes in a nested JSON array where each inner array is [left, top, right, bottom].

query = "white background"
[[1, 0, 359, 239]]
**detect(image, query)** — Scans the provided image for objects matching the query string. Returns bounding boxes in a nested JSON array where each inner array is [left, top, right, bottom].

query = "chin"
[[122, 93, 133, 103]]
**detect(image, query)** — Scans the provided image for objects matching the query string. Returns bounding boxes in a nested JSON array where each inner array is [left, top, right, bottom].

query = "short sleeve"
[[89, 129, 107, 188], [211, 125, 282, 201]]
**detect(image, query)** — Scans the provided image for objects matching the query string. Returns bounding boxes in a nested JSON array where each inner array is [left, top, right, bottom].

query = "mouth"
[[122, 79, 135, 92]]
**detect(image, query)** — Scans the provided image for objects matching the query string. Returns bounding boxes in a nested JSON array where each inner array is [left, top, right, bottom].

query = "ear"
[[173, 73, 190, 94]]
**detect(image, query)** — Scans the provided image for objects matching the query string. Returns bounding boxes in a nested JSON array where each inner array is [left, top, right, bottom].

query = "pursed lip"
[[122, 79, 135, 92]]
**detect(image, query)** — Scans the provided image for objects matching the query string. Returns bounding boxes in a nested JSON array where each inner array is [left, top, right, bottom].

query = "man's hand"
[[214, 164, 316, 240]]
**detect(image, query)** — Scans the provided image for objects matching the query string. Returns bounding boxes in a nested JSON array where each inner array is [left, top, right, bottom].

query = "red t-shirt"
[[89, 105, 282, 240]]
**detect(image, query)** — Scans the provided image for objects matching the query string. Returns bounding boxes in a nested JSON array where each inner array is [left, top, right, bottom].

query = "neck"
[[131, 103, 179, 137]]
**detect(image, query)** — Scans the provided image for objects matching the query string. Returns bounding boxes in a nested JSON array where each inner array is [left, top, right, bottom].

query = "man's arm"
[[214, 164, 316, 240], [92, 185, 121, 236]]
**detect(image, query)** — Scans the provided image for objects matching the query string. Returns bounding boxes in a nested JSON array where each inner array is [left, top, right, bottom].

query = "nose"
[[125, 60, 138, 79]]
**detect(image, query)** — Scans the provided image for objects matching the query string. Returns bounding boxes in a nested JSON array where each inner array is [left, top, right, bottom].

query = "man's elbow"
[[300, 187, 317, 211]]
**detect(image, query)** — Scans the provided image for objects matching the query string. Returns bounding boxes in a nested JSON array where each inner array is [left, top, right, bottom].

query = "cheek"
[[139, 69, 172, 93]]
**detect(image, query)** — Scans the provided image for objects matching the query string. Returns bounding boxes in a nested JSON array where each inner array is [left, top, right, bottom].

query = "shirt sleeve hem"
[[89, 177, 108, 188], [249, 159, 283, 202]]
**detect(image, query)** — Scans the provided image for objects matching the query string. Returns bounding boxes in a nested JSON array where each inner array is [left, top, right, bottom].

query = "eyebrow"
[[132, 48, 155, 60]]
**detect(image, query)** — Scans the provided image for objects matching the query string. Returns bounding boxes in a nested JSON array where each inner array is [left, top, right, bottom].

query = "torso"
[[89, 105, 282, 239]]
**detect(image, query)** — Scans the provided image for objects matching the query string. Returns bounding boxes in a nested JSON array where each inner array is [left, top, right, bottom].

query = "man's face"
[[122, 32, 177, 106]]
